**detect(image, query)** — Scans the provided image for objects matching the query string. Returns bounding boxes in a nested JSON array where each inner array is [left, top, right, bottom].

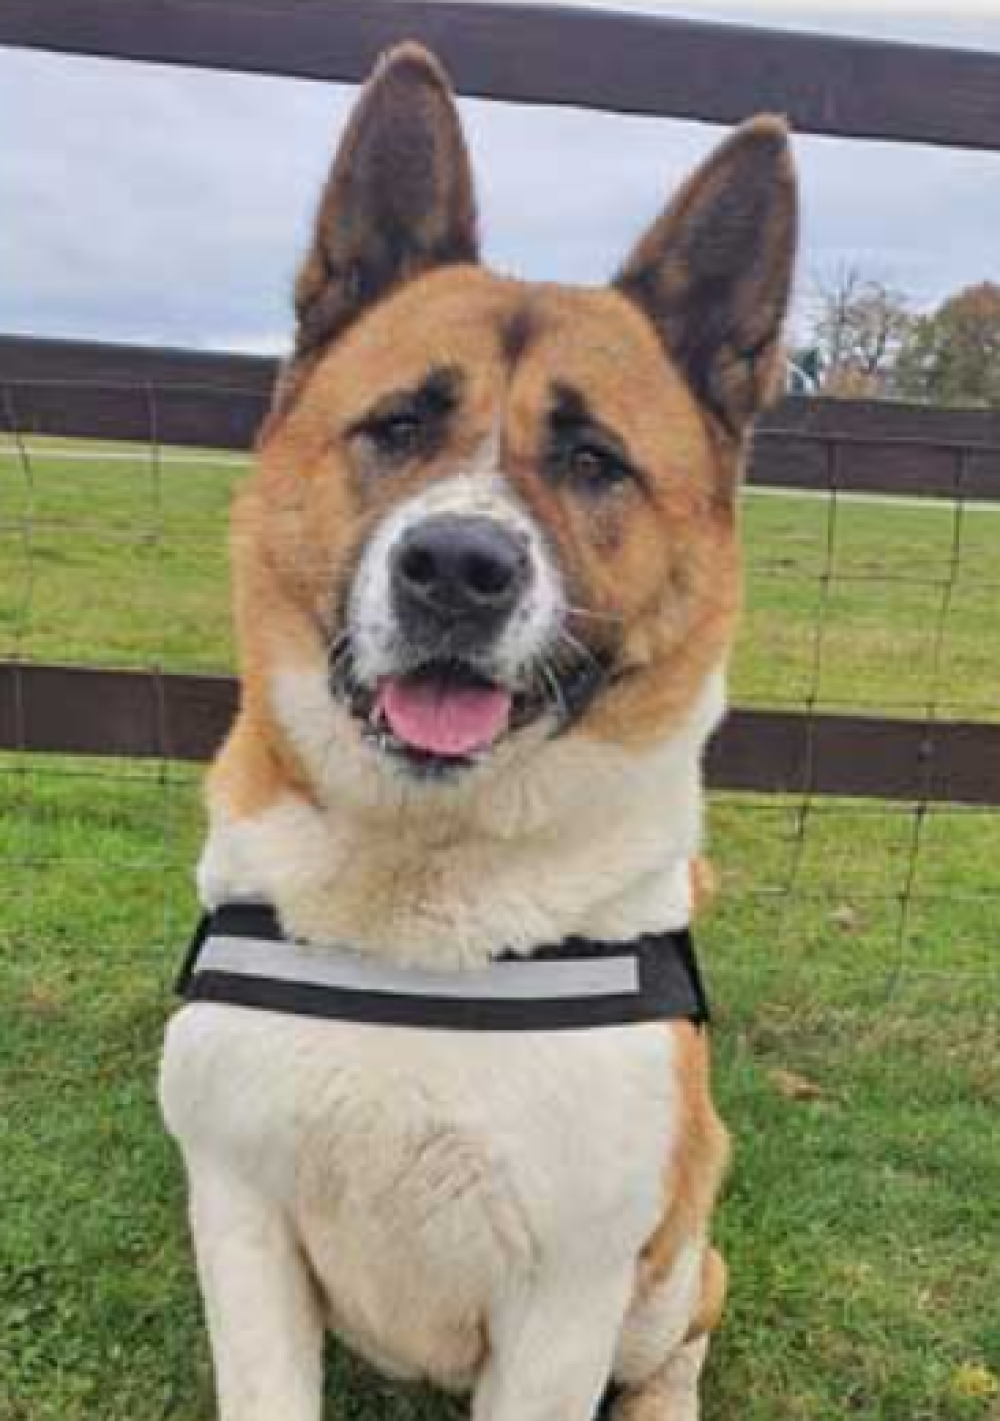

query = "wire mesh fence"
[[1, 356, 998, 1006]]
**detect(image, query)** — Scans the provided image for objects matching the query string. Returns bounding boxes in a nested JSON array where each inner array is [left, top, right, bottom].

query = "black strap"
[[177, 902, 709, 1033]]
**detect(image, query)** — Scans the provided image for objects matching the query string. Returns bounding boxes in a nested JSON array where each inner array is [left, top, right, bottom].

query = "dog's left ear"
[[615, 117, 797, 435], [277, 43, 478, 408]]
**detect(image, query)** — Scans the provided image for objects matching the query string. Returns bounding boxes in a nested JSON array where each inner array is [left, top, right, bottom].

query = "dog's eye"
[[568, 441, 632, 492], [366, 413, 424, 460], [351, 369, 461, 469]]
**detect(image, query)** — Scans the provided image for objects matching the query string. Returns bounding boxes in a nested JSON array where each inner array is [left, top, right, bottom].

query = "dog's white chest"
[[161, 1003, 677, 1384]]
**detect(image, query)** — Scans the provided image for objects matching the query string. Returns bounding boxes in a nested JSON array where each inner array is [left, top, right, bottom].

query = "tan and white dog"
[[160, 44, 797, 1421]]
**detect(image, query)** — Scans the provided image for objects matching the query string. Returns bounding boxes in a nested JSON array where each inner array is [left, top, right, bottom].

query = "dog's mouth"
[[376, 666, 514, 759], [331, 650, 611, 776]]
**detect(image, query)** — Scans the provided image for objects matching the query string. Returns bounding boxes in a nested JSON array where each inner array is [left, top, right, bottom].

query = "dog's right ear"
[[278, 44, 478, 408]]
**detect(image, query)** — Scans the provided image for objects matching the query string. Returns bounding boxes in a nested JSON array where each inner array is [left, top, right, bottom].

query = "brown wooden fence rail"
[[6, 0, 1000, 151], [2, 663, 999, 807], [8, 661, 995, 802], [3, 3, 999, 803], [4, 336, 1000, 502]]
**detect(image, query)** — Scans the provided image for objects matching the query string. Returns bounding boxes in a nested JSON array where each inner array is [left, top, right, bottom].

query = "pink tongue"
[[378, 677, 512, 757]]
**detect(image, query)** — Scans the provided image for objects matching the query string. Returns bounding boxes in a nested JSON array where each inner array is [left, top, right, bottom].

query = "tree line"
[[791, 266, 1000, 407]]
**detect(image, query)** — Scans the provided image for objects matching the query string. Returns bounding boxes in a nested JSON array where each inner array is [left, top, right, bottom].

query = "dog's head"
[[233, 44, 796, 803]]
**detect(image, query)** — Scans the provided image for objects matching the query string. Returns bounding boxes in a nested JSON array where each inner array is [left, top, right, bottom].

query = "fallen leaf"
[[830, 904, 861, 933], [768, 1067, 827, 1102], [950, 1363, 1000, 1401], [22, 983, 65, 1018]]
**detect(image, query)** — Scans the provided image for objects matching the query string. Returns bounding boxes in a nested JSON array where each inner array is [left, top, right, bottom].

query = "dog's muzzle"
[[335, 499, 613, 775], [391, 514, 531, 655]]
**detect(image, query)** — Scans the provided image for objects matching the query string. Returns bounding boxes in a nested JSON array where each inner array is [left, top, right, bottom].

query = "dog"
[[160, 42, 797, 1421]]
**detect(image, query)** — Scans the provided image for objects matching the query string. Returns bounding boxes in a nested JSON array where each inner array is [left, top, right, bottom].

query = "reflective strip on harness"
[[177, 902, 710, 1032], [198, 935, 641, 1001]]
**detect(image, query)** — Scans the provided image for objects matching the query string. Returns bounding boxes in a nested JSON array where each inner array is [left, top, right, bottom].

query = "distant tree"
[[895, 282, 1000, 407], [806, 264, 915, 397]]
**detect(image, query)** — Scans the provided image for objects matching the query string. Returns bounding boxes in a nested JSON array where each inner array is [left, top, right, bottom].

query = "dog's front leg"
[[187, 1160, 324, 1421], [609, 1245, 726, 1421], [609, 1338, 709, 1421], [474, 1271, 633, 1421]]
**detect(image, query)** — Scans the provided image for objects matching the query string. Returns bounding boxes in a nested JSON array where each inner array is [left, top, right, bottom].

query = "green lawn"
[[1, 441, 999, 1419]]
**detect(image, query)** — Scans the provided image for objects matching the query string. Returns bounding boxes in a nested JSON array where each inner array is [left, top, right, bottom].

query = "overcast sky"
[[5, 0, 1000, 354]]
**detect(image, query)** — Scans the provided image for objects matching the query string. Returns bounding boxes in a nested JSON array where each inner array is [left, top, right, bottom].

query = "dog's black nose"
[[392, 516, 530, 634]]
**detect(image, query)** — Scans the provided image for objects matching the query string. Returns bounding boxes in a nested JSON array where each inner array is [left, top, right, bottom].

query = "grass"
[[1, 441, 999, 1419], [0, 444, 242, 673]]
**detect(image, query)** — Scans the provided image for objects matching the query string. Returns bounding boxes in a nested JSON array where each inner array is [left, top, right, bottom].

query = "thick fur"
[[160, 42, 797, 1421]]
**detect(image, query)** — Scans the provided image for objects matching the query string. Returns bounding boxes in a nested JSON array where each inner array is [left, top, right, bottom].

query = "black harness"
[[178, 902, 710, 1032]]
